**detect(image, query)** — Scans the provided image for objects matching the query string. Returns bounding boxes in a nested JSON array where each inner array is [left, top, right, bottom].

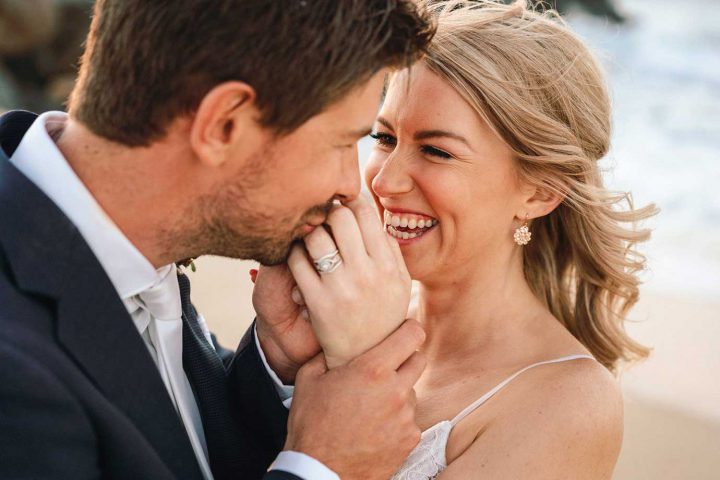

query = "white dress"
[[390, 354, 596, 480]]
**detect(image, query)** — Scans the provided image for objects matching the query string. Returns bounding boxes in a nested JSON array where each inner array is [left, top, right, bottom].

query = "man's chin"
[[256, 254, 290, 267], [252, 238, 303, 266], [205, 222, 307, 265]]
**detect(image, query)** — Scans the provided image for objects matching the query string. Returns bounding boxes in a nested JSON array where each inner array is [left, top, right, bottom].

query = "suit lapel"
[[0, 121, 204, 480], [56, 236, 204, 480]]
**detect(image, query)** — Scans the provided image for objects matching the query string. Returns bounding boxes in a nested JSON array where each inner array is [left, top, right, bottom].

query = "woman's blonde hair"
[[422, 0, 657, 373]]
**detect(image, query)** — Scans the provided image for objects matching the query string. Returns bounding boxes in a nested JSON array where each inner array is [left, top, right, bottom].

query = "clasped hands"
[[252, 196, 425, 480]]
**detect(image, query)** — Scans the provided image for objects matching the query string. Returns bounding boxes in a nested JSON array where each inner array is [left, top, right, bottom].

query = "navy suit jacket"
[[0, 111, 300, 480]]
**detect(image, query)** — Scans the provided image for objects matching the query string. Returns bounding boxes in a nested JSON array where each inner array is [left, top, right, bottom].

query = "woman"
[[255, 1, 656, 478], [360, 1, 656, 478]]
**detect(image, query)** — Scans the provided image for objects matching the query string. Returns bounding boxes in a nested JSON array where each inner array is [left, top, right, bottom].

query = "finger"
[[385, 227, 410, 280], [396, 351, 427, 389], [358, 319, 426, 372], [297, 352, 328, 381], [344, 195, 394, 262], [287, 244, 322, 299], [291, 286, 305, 306], [303, 225, 343, 273], [324, 205, 365, 266]]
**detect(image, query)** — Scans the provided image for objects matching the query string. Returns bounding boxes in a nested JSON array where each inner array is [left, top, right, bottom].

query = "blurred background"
[[1, 0, 718, 478]]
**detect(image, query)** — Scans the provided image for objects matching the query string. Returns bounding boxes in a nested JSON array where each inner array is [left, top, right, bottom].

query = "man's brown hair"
[[68, 0, 434, 146]]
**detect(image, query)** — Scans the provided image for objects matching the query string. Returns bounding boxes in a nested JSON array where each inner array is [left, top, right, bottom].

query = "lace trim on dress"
[[390, 421, 451, 480]]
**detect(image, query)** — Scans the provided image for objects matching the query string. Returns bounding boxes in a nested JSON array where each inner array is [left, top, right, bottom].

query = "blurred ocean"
[[573, 0, 720, 300], [360, 0, 720, 300]]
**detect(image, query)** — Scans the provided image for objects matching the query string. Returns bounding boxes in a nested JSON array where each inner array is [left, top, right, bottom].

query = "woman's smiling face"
[[365, 64, 529, 282]]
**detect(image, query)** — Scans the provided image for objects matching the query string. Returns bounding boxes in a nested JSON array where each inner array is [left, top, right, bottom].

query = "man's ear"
[[189, 81, 263, 168], [518, 183, 565, 221]]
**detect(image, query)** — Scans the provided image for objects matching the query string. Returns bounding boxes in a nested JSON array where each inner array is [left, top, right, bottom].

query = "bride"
[[254, 1, 656, 478]]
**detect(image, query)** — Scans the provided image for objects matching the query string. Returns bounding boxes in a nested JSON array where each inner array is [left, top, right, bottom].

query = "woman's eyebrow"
[[376, 116, 470, 147], [375, 116, 394, 131], [414, 129, 470, 147]]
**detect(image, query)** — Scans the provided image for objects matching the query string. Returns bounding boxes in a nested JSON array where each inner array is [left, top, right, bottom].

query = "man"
[[0, 1, 434, 479]]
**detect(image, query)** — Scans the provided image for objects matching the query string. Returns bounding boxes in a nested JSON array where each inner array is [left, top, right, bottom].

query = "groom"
[[0, 1, 434, 479]]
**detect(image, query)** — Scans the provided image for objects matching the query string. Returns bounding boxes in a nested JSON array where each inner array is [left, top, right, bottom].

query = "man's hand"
[[285, 320, 427, 480], [289, 196, 412, 368], [252, 264, 321, 384]]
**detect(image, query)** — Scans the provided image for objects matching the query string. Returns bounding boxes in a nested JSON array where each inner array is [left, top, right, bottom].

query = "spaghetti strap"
[[449, 354, 596, 426]]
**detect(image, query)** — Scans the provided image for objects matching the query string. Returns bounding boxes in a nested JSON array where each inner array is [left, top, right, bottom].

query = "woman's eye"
[[421, 145, 452, 159], [370, 133, 451, 160], [369, 132, 397, 147]]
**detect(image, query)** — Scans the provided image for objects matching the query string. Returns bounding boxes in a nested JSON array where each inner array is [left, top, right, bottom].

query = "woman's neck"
[[415, 249, 548, 364]]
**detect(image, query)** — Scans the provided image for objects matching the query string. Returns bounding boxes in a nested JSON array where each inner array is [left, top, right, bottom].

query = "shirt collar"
[[9, 111, 162, 304]]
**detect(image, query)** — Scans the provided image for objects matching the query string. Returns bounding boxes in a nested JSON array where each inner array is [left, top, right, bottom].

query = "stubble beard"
[[172, 150, 334, 266], [198, 199, 334, 266]]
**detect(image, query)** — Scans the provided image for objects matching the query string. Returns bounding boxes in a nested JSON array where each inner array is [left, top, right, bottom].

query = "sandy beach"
[[616, 294, 720, 479], [188, 256, 720, 480]]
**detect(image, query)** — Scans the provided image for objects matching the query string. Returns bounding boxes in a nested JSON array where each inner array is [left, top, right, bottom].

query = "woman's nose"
[[371, 152, 414, 199]]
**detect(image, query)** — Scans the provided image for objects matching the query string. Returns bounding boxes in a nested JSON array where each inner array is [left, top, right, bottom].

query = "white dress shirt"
[[254, 325, 295, 409], [9, 111, 338, 480]]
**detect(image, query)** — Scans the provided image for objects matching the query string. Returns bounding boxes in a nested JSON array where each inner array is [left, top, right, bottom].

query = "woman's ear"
[[518, 183, 565, 220], [189, 81, 262, 168]]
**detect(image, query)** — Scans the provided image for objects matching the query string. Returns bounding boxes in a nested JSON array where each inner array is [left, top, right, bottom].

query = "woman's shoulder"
[[516, 356, 623, 467], [480, 352, 624, 437], [520, 318, 624, 430], [527, 355, 624, 428], [442, 355, 623, 479]]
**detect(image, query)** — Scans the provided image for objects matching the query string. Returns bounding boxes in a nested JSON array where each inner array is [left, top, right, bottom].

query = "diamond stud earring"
[[513, 214, 532, 246]]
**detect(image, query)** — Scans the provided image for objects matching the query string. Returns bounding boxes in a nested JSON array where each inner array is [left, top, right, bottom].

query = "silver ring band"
[[313, 249, 343, 274]]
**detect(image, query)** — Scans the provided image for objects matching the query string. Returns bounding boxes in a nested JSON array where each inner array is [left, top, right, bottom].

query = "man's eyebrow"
[[343, 126, 373, 140], [376, 116, 471, 147]]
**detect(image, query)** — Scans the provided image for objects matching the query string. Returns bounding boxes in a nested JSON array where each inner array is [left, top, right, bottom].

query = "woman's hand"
[[288, 195, 412, 368]]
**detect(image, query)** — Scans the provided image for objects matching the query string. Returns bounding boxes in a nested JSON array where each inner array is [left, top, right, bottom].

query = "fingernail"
[[300, 308, 309, 320], [249, 269, 258, 283]]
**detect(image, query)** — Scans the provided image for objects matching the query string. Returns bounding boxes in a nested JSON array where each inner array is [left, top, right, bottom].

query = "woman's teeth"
[[383, 210, 438, 240]]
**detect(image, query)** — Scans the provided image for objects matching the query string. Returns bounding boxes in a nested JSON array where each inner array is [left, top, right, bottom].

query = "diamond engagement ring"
[[313, 249, 343, 274]]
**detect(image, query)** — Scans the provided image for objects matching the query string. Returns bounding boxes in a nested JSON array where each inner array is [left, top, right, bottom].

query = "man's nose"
[[335, 146, 362, 202]]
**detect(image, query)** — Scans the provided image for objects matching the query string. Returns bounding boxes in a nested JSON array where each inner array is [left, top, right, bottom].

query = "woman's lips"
[[386, 223, 438, 243], [383, 209, 438, 230], [382, 208, 439, 243]]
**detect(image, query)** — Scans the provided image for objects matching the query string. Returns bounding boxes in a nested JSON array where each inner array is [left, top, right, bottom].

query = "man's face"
[[198, 71, 387, 265]]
